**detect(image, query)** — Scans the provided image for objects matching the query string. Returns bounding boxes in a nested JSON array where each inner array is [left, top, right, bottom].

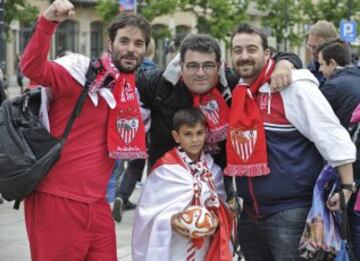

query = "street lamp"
[[284, 0, 288, 52], [347, 0, 352, 20], [0, 0, 5, 70]]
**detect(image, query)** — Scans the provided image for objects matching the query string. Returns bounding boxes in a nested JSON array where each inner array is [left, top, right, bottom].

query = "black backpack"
[[0, 65, 96, 208]]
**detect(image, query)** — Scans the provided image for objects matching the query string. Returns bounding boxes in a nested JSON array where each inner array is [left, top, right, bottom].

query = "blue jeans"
[[238, 207, 309, 261]]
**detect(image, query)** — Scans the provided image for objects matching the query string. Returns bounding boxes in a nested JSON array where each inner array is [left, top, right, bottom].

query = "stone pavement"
[[0, 86, 136, 259], [0, 87, 242, 261], [0, 189, 140, 261]]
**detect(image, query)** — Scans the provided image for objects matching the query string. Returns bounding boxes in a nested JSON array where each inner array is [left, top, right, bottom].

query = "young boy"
[[132, 107, 233, 261]]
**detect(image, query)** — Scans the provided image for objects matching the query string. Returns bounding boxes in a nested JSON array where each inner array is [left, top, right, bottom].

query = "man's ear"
[[329, 59, 338, 67], [171, 130, 180, 144], [107, 38, 112, 53], [180, 62, 185, 75], [264, 48, 271, 59]]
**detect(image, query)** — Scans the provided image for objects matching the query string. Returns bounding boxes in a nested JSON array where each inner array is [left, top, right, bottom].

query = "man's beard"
[[112, 53, 142, 73], [234, 59, 263, 79]]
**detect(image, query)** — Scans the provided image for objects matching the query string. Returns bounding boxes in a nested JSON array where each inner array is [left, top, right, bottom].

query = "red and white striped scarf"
[[192, 87, 230, 144], [225, 59, 275, 177], [92, 53, 147, 159]]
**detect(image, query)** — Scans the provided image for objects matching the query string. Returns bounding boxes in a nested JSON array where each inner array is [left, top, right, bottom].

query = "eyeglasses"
[[307, 43, 317, 50], [185, 62, 217, 74]]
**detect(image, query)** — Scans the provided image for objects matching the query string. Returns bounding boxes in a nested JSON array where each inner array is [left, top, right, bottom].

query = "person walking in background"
[[0, 68, 6, 105], [316, 38, 360, 260], [307, 20, 338, 87], [15, 54, 24, 93], [0, 67, 6, 204], [228, 23, 355, 261], [139, 37, 158, 72], [20, 0, 150, 259]]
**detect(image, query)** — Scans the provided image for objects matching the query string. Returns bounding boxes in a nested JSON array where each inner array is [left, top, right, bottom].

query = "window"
[[175, 25, 191, 47], [152, 24, 169, 68], [19, 25, 33, 53], [55, 20, 79, 57], [91, 21, 104, 59]]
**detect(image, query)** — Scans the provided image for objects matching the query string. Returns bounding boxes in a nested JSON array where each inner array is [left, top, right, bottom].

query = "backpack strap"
[[61, 61, 98, 140], [13, 61, 99, 210]]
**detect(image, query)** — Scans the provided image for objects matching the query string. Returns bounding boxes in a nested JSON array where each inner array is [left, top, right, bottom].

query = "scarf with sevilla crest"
[[192, 87, 230, 144], [224, 59, 275, 177], [90, 53, 147, 159]]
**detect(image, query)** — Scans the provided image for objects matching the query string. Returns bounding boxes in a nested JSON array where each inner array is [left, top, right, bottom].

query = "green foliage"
[[178, 0, 249, 41], [304, 0, 360, 47], [4, 0, 38, 30], [152, 25, 172, 40], [95, 0, 119, 22], [255, 0, 309, 50], [140, 0, 178, 21], [306, 0, 360, 31], [130, 0, 249, 41], [254, 0, 360, 49]]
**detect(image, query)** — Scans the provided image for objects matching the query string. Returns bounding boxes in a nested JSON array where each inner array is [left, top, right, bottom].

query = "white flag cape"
[[132, 149, 226, 261]]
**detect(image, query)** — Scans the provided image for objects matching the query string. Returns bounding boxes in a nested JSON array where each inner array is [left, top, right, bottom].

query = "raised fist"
[[43, 0, 75, 22]]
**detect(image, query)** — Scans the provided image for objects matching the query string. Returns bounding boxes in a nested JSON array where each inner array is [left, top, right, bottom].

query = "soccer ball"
[[179, 206, 214, 238]]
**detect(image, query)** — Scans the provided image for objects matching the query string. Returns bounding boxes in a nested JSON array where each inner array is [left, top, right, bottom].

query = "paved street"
[[0, 189, 140, 261], [0, 86, 242, 261]]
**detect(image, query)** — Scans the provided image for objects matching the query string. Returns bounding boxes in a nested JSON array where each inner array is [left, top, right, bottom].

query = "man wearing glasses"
[[307, 20, 337, 87], [136, 34, 301, 201]]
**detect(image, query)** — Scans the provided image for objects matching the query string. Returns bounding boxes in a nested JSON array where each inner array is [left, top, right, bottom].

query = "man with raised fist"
[[20, 0, 151, 259]]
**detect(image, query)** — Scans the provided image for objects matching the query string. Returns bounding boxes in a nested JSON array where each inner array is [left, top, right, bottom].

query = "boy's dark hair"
[[173, 107, 206, 132], [180, 34, 221, 63], [231, 23, 268, 50], [315, 38, 351, 66], [108, 14, 152, 47]]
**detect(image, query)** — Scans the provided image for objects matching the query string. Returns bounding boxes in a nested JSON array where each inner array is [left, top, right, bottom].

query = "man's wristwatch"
[[341, 182, 358, 193]]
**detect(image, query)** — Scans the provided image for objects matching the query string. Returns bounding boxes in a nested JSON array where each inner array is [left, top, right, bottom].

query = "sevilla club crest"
[[200, 99, 219, 126], [230, 128, 257, 161], [117, 118, 139, 145]]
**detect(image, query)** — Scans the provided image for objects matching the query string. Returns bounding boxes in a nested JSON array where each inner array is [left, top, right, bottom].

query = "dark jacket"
[[0, 79, 6, 105], [308, 60, 326, 87], [137, 69, 229, 168], [136, 52, 302, 168], [321, 67, 360, 180], [321, 67, 360, 128]]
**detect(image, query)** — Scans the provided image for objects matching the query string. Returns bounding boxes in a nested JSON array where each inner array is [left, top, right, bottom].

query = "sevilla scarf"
[[177, 147, 222, 250], [193, 87, 230, 144], [91, 53, 147, 159], [224, 59, 275, 177]]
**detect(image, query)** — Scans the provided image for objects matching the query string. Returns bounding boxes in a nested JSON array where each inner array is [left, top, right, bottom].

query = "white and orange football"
[[179, 206, 214, 238]]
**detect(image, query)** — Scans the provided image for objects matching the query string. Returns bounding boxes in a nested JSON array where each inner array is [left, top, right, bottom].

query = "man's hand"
[[270, 60, 294, 92], [226, 196, 240, 219], [43, 0, 75, 23], [326, 189, 352, 212]]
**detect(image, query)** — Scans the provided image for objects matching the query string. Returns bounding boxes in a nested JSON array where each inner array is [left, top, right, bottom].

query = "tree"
[[96, 0, 249, 42], [95, 0, 120, 22], [4, 0, 38, 34], [306, 0, 360, 30], [255, 0, 312, 50], [177, 0, 249, 41], [309, 0, 360, 27]]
